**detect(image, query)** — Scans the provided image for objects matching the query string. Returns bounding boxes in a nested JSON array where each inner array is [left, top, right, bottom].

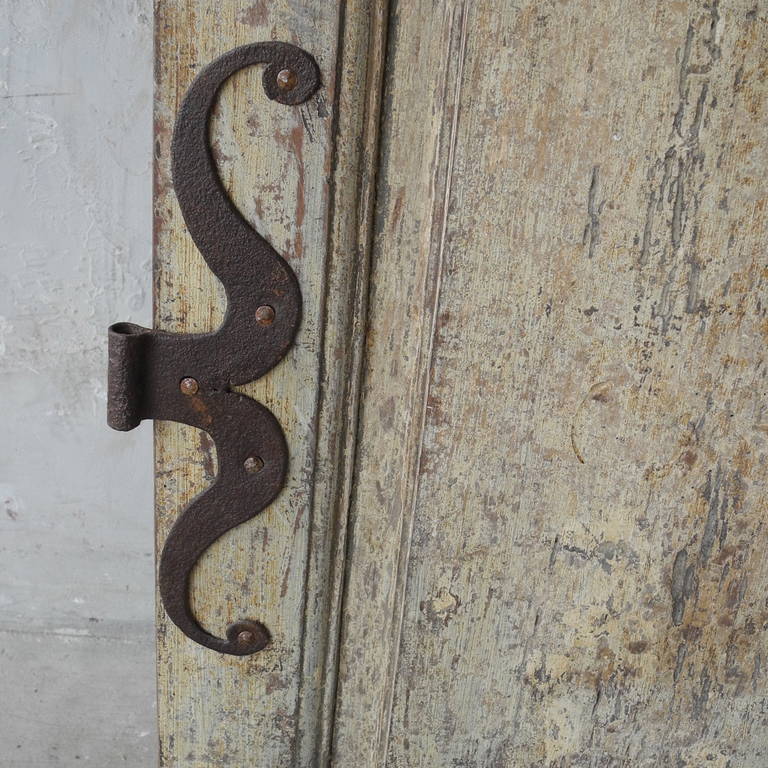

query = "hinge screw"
[[244, 456, 264, 474], [276, 69, 297, 91], [255, 305, 275, 326], [237, 630, 255, 646], [179, 377, 199, 396]]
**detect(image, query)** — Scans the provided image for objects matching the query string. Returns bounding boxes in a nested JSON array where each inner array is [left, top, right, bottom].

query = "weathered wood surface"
[[153, 1, 383, 765], [333, 1, 768, 766]]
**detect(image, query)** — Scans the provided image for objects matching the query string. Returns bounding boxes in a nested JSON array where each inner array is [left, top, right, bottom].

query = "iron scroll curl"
[[107, 42, 320, 655]]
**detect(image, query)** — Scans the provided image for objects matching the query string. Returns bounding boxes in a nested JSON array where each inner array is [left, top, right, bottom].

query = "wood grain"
[[333, 1, 768, 766], [152, 1, 384, 765]]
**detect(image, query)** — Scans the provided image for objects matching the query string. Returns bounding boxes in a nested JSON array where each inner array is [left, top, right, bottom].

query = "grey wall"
[[0, 1, 156, 764]]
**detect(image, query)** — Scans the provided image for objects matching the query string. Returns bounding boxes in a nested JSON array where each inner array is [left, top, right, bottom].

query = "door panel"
[[334, 1, 768, 766]]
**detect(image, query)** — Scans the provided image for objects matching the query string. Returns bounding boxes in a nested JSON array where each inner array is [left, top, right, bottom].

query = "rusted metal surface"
[[108, 41, 320, 655]]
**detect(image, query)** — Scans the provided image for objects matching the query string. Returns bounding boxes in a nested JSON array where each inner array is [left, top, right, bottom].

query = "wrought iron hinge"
[[107, 42, 320, 656]]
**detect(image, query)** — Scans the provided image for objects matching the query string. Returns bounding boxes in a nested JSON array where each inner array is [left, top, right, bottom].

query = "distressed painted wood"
[[152, 1, 384, 765], [333, 1, 768, 766]]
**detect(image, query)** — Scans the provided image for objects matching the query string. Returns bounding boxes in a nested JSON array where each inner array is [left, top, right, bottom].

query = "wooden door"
[[153, 1, 767, 765]]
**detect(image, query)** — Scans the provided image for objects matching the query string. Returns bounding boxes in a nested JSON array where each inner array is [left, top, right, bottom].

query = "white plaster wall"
[[0, 1, 156, 764]]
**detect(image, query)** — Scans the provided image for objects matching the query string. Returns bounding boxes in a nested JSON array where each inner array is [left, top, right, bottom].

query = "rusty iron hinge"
[[107, 42, 320, 656]]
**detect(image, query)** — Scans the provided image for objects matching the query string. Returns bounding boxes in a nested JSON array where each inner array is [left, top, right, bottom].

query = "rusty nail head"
[[179, 377, 199, 396], [237, 630, 255, 645], [276, 69, 298, 91], [244, 455, 264, 474], [255, 305, 275, 326]]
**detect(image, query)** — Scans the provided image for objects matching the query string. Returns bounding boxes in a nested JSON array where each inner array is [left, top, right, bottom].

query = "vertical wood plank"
[[332, 3, 470, 762], [297, 0, 390, 763], [152, 2, 383, 764], [334, 1, 768, 765]]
